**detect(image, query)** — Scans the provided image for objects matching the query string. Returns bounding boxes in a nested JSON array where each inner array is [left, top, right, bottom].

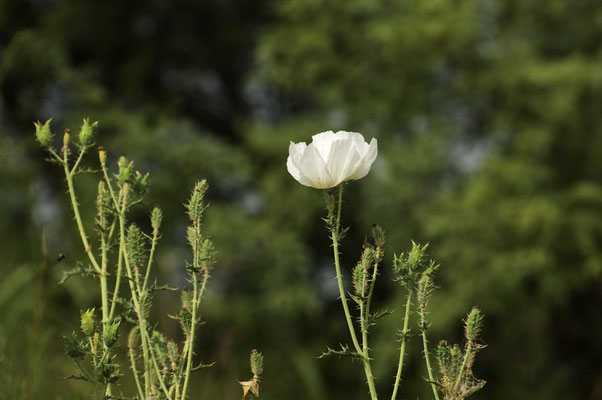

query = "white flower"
[[287, 131, 378, 189]]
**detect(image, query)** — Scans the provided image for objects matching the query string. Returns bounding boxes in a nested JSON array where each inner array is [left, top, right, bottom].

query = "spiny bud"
[[371, 224, 385, 248], [465, 306, 483, 342], [352, 264, 366, 296], [437, 340, 452, 375], [103, 319, 120, 348], [126, 224, 146, 269], [98, 147, 107, 167], [78, 118, 98, 147], [96, 180, 109, 229], [152, 331, 169, 368], [199, 237, 217, 271], [128, 327, 140, 350], [63, 129, 71, 147], [250, 349, 263, 377], [34, 119, 53, 147], [132, 170, 149, 195], [118, 156, 133, 184], [151, 206, 162, 233], [408, 241, 428, 271], [167, 340, 179, 365], [65, 333, 86, 360], [80, 308, 95, 336], [99, 356, 120, 383], [416, 268, 435, 307], [360, 245, 375, 272], [186, 180, 208, 224]]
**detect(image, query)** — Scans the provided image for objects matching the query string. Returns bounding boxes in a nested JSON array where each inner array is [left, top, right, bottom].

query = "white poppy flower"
[[287, 131, 378, 189]]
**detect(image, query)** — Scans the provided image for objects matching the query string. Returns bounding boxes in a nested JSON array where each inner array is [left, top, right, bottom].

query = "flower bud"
[[250, 349, 263, 377], [65, 333, 86, 360], [186, 180, 208, 224], [103, 319, 120, 347], [80, 308, 95, 336], [63, 129, 71, 147], [34, 119, 53, 147], [465, 306, 483, 342], [117, 156, 133, 184], [98, 147, 107, 167], [132, 170, 149, 195], [151, 206, 163, 233], [78, 118, 98, 147], [128, 327, 140, 350]]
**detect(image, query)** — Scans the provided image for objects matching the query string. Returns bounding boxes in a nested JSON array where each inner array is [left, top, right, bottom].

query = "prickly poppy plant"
[[35, 120, 484, 400]]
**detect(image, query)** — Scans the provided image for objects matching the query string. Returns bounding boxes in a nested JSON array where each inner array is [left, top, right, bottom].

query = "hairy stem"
[[453, 342, 473, 392], [391, 291, 412, 400], [419, 306, 440, 400], [329, 186, 378, 400], [129, 348, 145, 400]]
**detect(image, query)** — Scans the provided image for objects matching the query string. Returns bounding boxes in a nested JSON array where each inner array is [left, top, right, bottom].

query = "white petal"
[[335, 131, 365, 152], [349, 138, 377, 180], [287, 141, 307, 181], [298, 144, 335, 188], [311, 131, 337, 161], [326, 138, 361, 185]]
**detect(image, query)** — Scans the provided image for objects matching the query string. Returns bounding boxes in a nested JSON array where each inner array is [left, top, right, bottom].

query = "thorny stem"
[[142, 228, 159, 292], [453, 342, 473, 392], [60, 146, 112, 394], [129, 348, 145, 400], [391, 291, 413, 400], [61, 148, 101, 275], [180, 273, 199, 399], [419, 305, 440, 400], [329, 185, 378, 400]]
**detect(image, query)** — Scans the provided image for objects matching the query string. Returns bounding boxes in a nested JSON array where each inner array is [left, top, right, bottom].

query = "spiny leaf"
[[318, 344, 364, 360]]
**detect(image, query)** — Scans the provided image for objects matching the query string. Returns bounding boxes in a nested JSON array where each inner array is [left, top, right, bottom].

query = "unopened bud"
[[151, 207, 163, 233], [34, 119, 53, 147], [117, 156, 133, 184], [63, 129, 71, 147], [80, 308, 95, 336], [465, 306, 483, 342], [98, 147, 107, 167], [250, 349, 263, 377], [103, 319, 120, 347], [78, 118, 98, 146]]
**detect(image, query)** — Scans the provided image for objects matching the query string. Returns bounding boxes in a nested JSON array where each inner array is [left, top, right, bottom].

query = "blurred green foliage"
[[1, 0, 602, 399]]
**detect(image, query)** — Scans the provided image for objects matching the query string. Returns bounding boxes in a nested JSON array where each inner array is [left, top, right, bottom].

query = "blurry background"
[[1, 0, 602, 398]]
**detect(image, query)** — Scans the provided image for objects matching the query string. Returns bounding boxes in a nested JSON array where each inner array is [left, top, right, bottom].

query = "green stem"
[[329, 186, 378, 400], [419, 306, 440, 400], [62, 149, 101, 274], [142, 229, 159, 292], [391, 291, 413, 400], [129, 348, 145, 400], [453, 342, 473, 392], [180, 273, 199, 399]]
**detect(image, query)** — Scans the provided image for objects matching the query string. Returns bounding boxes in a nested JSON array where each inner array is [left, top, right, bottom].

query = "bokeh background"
[[1, 0, 602, 399]]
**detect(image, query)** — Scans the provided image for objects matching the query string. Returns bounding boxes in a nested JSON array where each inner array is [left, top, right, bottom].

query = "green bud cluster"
[[393, 241, 429, 287], [250, 349, 264, 377], [103, 319, 121, 348], [34, 119, 53, 147], [199, 237, 217, 272], [78, 118, 98, 147], [80, 308, 96, 337]]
